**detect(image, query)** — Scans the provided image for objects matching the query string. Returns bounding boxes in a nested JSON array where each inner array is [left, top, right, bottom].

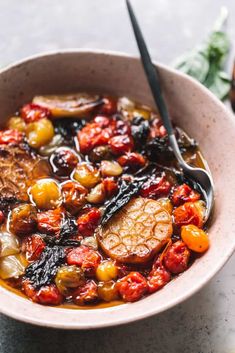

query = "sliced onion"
[[33, 93, 102, 118], [0, 254, 27, 279], [0, 232, 20, 257]]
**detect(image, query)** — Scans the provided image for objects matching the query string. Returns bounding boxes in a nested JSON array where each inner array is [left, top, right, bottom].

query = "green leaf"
[[206, 31, 230, 64], [204, 70, 231, 100], [173, 8, 230, 101], [174, 50, 209, 83]]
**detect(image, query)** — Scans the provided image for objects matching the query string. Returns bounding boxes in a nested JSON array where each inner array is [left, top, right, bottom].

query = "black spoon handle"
[[126, 0, 174, 136]]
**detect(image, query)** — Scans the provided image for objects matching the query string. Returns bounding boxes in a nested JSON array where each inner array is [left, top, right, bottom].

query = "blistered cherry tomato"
[[30, 178, 61, 210], [173, 202, 204, 228], [103, 178, 118, 198], [72, 280, 98, 305], [0, 129, 23, 144], [96, 260, 118, 282], [78, 122, 114, 154], [93, 115, 110, 127], [50, 148, 78, 176], [147, 259, 171, 293], [10, 204, 37, 236], [55, 265, 84, 295], [181, 224, 209, 253], [109, 134, 134, 155], [98, 281, 119, 302], [21, 103, 51, 123], [67, 245, 101, 275], [37, 208, 63, 236], [118, 152, 146, 170], [150, 118, 167, 138], [35, 284, 63, 305], [116, 272, 148, 302], [61, 181, 87, 214], [172, 183, 200, 206], [99, 97, 117, 115], [77, 208, 101, 237], [163, 241, 191, 274], [140, 176, 171, 199], [26, 118, 54, 148], [0, 211, 4, 225], [22, 234, 46, 261], [22, 280, 63, 305], [22, 279, 37, 301], [73, 163, 100, 189], [100, 160, 123, 177]]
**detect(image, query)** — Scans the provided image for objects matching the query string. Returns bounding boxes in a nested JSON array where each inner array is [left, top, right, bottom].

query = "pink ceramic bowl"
[[0, 50, 235, 329]]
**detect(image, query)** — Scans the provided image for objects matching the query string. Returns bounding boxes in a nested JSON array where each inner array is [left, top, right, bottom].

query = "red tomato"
[[103, 177, 118, 198], [99, 97, 117, 115], [0, 129, 23, 144], [108, 134, 134, 155], [35, 284, 63, 305], [118, 152, 146, 170], [147, 259, 171, 293], [163, 241, 191, 274], [67, 245, 101, 275], [22, 234, 46, 261], [150, 118, 167, 138], [140, 176, 171, 199], [37, 208, 63, 236], [173, 202, 203, 228], [0, 211, 4, 224], [22, 280, 63, 305], [116, 272, 148, 302], [93, 115, 110, 127], [78, 122, 114, 154], [22, 279, 37, 301], [21, 103, 51, 123], [66, 245, 90, 266], [172, 183, 200, 206], [77, 208, 101, 237], [72, 280, 98, 305]]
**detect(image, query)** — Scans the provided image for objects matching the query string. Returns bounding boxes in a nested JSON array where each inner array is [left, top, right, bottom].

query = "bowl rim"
[[0, 48, 234, 329]]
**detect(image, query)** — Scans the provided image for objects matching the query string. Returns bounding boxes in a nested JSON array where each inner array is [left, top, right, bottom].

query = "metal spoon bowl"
[[126, 0, 214, 222]]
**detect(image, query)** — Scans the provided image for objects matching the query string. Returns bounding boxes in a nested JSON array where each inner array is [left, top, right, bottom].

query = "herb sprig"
[[174, 7, 231, 100]]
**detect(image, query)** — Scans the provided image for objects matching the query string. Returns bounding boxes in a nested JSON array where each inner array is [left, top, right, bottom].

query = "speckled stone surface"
[[0, 0, 234, 352]]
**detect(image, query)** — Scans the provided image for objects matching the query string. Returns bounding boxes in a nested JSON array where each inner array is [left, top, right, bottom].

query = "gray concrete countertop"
[[0, 1, 234, 352]]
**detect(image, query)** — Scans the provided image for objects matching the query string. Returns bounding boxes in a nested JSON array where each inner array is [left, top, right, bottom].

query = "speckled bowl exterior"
[[0, 50, 234, 329]]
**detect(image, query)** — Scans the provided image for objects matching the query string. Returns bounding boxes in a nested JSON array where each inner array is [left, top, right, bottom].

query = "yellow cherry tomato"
[[30, 178, 61, 210], [181, 224, 209, 253], [96, 260, 118, 282], [8, 116, 26, 132], [73, 163, 100, 189], [26, 118, 54, 148]]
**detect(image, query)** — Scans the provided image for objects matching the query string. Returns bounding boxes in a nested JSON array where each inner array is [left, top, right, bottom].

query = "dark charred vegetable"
[[146, 134, 197, 162], [54, 118, 86, 143], [131, 116, 150, 150], [59, 214, 78, 239], [25, 246, 66, 288], [101, 164, 157, 225]]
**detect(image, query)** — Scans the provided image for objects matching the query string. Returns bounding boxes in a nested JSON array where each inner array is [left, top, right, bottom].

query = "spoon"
[[126, 0, 214, 222]]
